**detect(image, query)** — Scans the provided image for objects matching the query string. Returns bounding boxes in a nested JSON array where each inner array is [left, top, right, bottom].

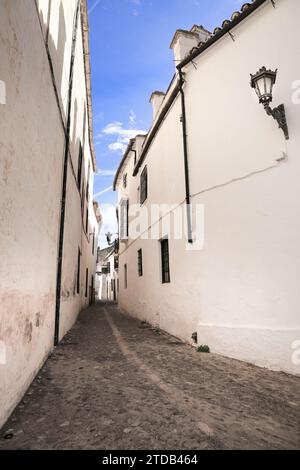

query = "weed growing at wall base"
[[197, 345, 210, 353]]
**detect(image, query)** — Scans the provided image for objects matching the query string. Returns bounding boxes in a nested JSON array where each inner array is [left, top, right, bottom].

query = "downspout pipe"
[[54, 0, 81, 346], [178, 69, 193, 244]]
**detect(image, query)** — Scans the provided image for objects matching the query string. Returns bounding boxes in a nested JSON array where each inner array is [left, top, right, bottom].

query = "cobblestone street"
[[1, 302, 300, 450]]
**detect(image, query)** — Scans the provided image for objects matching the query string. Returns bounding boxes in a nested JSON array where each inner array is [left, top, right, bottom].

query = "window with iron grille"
[[85, 208, 89, 233], [119, 198, 129, 240], [124, 264, 128, 289], [137, 249, 143, 277], [140, 166, 147, 205], [77, 249, 81, 294], [77, 143, 83, 189], [85, 268, 88, 297], [161, 238, 170, 284], [92, 228, 95, 255], [107, 261, 111, 274], [86, 161, 91, 201], [81, 183, 85, 213]]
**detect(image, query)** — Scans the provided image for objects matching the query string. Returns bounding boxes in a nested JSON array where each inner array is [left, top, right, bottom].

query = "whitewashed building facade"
[[0, 0, 100, 427], [114, 0, 300, 375]]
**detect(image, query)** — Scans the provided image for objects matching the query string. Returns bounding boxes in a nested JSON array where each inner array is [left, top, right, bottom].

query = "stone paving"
[[1, 302, 300, 450]]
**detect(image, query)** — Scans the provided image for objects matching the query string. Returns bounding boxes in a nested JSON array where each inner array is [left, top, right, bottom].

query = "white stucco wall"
[[116, 0, 300, 375], [0, 0, 98, 427]]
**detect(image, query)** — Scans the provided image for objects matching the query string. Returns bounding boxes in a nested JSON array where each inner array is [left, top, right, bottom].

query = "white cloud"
[[129, 0, 141, 17], [108, 142, 127, 153], [94, 111, 104, 121], [102, 120, 146, 154], [96, 169, 116, 177], [102, 121, 145, 139]]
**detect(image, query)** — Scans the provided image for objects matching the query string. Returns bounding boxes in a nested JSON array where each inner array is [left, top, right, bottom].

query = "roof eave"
[[177, 0, 267, 70], [113, 139, 135, 191], [81, 0, 97, 172]]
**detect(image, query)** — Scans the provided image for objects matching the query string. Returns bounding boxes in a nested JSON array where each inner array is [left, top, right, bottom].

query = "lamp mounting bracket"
[[264, 103, 289, 140]]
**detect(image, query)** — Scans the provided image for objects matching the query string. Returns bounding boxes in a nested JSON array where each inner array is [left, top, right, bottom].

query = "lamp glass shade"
[[255, 77, 265, 99], [251, 67, 277, 104]]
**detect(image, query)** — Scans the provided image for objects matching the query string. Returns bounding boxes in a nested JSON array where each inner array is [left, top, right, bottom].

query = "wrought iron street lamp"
[[250, 66, 289, 140]]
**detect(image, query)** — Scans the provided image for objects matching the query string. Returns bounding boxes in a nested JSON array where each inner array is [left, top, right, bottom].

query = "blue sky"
[[88, 0, 244, 245]]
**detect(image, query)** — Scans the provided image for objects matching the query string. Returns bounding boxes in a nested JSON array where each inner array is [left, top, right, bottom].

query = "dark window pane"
[[77, 144, 83, 189], [161, 239, 170, 284], [124, 264, 128, 289], [85, 209, 88, 233], [92, 229, 95, 255], [140, 167, 148, 205], [138, 249, 143, 277], [85, 268, 88, 297], [77, 249, 81, 293]]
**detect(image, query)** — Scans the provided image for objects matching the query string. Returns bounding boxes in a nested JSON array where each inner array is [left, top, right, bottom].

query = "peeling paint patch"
[[0, 142, 14, 184], [61, 289, 71, 299]]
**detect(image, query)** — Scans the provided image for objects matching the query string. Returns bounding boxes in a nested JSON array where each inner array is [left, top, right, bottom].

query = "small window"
[[107, 262, 111, 274], [137, 249, 143, 277], [124, 264, 128, 289], [81, 183, 85, 213], [92, 228, 95, 255], [161, 239, 170, 284], [91, 274, 94, 303], [140, 166, 148, 205], [86, 162, 91, 201], [123, 173, 127, 188], [85, 268, 88, 297], [114, 256, 119, 270], [77, 249, 81, 294], [120, 199, 129, 240], [77, 143, 83, 189], [85, 208, 89, 234]]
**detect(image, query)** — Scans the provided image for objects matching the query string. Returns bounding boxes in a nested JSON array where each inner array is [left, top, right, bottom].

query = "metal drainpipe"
[[54, 0, 81, 346], [178, 69, 193, 244]]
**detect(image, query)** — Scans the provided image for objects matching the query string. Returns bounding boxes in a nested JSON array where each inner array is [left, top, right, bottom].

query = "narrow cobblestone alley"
[[1, 303, 300, 450]]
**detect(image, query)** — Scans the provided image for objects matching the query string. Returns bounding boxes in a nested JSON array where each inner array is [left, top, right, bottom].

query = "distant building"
[[96, 246, 119, 301], [114, 0, 300, 375], [0, 1, 100, 426]]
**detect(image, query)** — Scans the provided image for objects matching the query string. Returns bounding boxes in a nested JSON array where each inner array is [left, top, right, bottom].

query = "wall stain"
[[35, 313, 41, 328], [24, 318, 33, 343]]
